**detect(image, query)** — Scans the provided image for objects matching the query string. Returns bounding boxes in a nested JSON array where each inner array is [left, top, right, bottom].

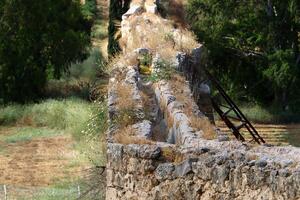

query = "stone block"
[[175, 158, 198, 177], [124, 144, 140, 157], [107, 143, 124, 170], [127, 157, 140, 173], [138, 145, 161, 159], [133, 120, 152, 139], [141, 159, 157, 174], [122, 5, 143, 20], [155, 163, 175, 180]]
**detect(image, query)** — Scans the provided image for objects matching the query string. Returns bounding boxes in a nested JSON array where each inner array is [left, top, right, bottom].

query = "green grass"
[[0, 98, 97, 140], [0, 127, 63, 143], [217, 104, 300, 124], [240, 104, 300, 124], [15, 177, 105, 200]]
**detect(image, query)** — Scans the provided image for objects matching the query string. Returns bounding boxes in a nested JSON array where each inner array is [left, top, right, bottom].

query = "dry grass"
[[114, 126, 154, 145], [113, 82, 140, 127], [151, 124, 167, 142], [169, 73, 216, 140], [189, 116, 215, 140], [140, 87, 155, 119], [173, 29, 199, 53], [166, 110, 175, 129], [0, 134, 85, 187], [106, 54, 138, 73], [115, 83, 135, 110], [161, 147, 184, 163], [121, 12, 198, 62], [158, 97, 175, 129]]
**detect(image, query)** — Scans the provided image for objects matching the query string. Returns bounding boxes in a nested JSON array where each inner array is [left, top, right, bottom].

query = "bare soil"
[[216, 121, 300, 146], [0, 127, 87, 187]]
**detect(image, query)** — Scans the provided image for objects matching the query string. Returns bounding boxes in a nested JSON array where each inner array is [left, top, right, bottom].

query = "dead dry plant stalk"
[[189, 116, 215, 140], [114, 126, 154, 145], [115, 83, 135, 110], [169, 74, 215, 140], [174, 29, 198, 53], [106, 54, 138, 74], [161, 147, 184, 163]]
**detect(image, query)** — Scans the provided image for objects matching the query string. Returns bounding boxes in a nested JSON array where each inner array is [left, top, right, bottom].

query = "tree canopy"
[[0, 0, 91, 103], [188, 0, 300, 110]]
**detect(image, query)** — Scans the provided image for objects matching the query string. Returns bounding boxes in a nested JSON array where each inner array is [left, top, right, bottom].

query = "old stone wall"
[[106, 142, 300, 200], [105, 0, 300, 199]]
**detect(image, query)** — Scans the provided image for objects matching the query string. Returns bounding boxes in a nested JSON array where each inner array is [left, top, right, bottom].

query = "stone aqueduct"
[[105, 0, 300, 199]]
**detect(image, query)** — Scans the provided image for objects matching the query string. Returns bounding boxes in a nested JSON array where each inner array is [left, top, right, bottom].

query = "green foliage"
[[68, 48, 106, 80], [78, 100, 108, 166], [265, 50, 298, 91], [139, 53, 153, 66], [91, 20, 109, 39], [81, 0, 98, 21], [223, 104, 300, 124], [147, 60, 175, 82], [0, 0, 91, 103], [187, 0, 300, 109]]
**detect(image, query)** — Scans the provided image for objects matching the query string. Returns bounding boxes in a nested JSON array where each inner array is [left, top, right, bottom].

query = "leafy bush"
[[67, 48, 106, 80]]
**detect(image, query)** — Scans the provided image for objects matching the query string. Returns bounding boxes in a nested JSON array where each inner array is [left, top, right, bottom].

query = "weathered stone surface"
[[132, 120, 152, 139], [155, 163, 175, 180], [145, 4, 157, 14], [138, 145, 161, 159], [256, 159, 268, 168], [122, 5, 143, 20], [175, 158, 198, 177]]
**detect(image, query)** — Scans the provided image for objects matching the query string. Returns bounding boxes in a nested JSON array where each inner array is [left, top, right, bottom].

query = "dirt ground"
[[216, 121, 300, 146], [0, 128, 86, 187]]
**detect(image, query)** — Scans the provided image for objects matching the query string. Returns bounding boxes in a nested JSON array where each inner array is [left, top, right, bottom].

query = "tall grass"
[[0, 98, 95, 139]]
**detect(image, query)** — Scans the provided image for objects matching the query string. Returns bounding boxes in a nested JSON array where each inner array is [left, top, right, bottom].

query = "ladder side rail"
[[205, 70, 247, 122], [243, 123, 262, 144], [211, 98, 246, 141], [205, 69, 265, 144]]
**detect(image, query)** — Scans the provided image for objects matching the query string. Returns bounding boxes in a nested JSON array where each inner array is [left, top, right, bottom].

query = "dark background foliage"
[[187, 0, 300, 111], [0, 0, 91, 103]]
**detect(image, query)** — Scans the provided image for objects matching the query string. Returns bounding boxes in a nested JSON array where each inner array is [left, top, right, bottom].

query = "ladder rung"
[[219, 104, 232, 109], [222, 107, 234, 117], [236, 122, 246, 130], [226, 115, 245, 122], [206, 69, 265, 144]]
